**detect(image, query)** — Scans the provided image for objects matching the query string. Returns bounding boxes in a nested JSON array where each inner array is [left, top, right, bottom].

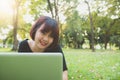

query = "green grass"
[[0, 48, 120, 80], [63, 49, 120, 80], [0, 48, 11, 52]]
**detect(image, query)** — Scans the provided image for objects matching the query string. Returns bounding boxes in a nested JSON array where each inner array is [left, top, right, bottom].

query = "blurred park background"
[[0, 0, 120, 80], [0, 0, 120, 51]]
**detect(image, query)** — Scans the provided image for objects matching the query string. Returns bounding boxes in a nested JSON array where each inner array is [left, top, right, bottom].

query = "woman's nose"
[[43, 36, 49, 41]]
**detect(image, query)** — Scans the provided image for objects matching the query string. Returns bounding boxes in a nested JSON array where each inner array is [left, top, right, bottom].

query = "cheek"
[[35, 32, 42, 38], [49, 38, 54, 44]]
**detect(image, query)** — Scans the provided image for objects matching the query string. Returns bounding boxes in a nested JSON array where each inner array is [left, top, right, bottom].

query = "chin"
[[39, 45, 48, 49]]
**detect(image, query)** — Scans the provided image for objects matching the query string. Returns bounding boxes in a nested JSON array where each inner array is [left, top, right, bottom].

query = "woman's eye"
[[49, 34, 54, 38], [40, 30, 46, 34]]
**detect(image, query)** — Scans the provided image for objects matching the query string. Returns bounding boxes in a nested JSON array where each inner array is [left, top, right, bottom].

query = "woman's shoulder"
[[55, 44, 61, 49], [51, 44, 63, 52], [19, 39, 29, 46], [18, 39, 32, 52]]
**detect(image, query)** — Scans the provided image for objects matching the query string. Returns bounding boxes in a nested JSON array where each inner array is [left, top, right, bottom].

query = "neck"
[[32, 45, 44, 52]]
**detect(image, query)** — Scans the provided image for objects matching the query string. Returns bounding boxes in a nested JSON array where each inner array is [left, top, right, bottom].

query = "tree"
[[85, 0, 120, 49], [85, 0, 95, 51], [64, 10, 85, 48], [12, 0, 22, 51], [46, 0, 59, 24]]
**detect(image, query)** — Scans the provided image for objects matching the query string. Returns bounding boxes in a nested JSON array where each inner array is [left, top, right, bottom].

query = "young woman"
[[18, 16, 68, 80]]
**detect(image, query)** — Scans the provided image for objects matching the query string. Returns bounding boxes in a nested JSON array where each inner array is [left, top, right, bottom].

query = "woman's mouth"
[[39, 40, 48, 46]]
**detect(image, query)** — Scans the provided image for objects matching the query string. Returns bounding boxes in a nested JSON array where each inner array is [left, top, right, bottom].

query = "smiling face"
[[30, 16, 59, 51], [34, 23, 54, 50]]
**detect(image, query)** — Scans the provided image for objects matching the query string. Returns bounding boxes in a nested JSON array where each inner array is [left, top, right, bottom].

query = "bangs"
[[41, 20, 59, 38]]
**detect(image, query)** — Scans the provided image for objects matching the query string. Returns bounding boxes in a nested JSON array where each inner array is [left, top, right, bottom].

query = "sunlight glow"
[[0, 0, 14, 15]]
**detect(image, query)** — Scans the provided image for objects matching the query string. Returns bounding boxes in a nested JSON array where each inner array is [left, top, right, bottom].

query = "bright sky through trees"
[[0, 0, 13, 16], [0, 0, 14, 39]]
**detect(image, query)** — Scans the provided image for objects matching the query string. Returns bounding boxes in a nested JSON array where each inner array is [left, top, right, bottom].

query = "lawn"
[[63, 49, 120, 80], [0, 48, 120, 80], [0, 48, 11, 52]]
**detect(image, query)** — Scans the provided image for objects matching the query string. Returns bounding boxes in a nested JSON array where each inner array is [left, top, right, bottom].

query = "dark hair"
[[30, 16, 59, 50]]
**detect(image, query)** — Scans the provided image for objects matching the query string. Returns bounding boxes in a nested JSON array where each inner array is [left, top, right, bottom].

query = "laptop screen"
[[0, 53, 63, 80]]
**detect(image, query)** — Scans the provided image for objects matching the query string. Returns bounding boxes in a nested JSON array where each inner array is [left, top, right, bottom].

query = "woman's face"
[[34, 23, 54, 50]]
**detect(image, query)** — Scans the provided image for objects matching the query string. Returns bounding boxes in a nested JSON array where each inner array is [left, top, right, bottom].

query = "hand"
[[63, 70, 68, 80]]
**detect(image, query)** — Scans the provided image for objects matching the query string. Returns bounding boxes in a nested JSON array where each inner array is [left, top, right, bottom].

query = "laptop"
[[0, 53, 63, 80]]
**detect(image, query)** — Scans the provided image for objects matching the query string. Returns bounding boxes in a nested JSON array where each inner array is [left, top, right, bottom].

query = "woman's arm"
[[63, 70, 68, 80]]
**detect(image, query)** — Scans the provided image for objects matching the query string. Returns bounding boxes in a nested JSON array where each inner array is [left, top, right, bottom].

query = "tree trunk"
[[12, 0, 21, 51], [85, 0, 95, 52], [54, 0, 59, 22], [104, 41, 107, 49], [47, 0, 54, 18]]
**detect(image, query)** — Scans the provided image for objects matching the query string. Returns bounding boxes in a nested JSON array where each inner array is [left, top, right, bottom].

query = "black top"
[[18, 39, 68, 71]]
